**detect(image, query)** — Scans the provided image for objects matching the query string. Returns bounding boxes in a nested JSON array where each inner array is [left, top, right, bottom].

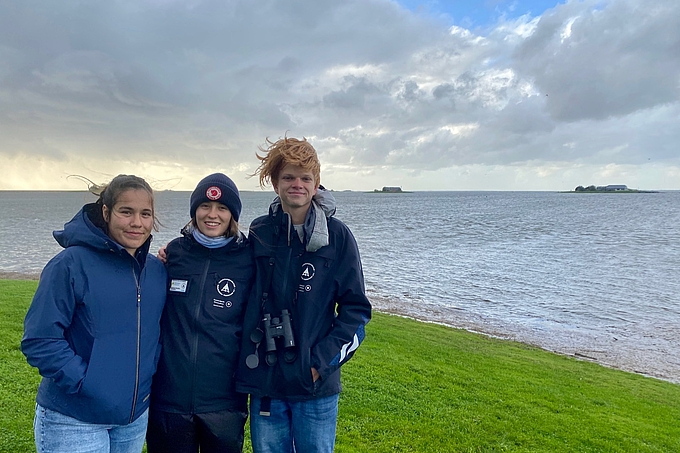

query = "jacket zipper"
[[130, 267, 141, 423], [280, 213, 294, 305], [189, 255, 211, 413]]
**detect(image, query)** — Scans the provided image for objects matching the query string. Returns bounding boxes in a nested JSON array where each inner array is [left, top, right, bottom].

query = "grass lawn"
[[2, 279, 679, 452]]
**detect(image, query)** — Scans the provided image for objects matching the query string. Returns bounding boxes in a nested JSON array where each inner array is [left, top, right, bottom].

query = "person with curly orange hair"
[[236, 136, 372, 453]]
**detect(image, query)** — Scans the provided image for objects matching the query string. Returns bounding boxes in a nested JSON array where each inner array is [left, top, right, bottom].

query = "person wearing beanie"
[[189, 173, 242, 222], [146, 173, 254, 453]]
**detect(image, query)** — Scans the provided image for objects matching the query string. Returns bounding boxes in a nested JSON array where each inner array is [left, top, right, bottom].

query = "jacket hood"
[[53, 203, 152, 261]]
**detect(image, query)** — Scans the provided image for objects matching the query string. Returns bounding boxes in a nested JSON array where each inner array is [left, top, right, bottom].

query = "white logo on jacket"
[[339, 334, 360, 364], [217, 278, 235, 297], [213, 299, 233, 309], [300, 263, 315, 281]]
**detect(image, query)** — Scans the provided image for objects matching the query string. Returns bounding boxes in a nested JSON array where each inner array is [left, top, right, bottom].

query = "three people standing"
[[22, 136, 371, 453]]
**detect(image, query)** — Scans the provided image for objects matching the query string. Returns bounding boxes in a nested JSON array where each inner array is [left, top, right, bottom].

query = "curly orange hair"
[[253, 136, 321, 189]]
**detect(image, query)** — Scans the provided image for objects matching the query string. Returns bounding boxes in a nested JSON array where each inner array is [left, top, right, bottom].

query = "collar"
[[269, 198, 331, 252]]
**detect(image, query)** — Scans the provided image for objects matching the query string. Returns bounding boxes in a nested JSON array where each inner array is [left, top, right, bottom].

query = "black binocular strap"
[[260, 256, 275, 312], [259, 256, 275, 417]]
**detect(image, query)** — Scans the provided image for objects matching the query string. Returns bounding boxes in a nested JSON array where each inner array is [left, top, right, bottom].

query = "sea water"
[[1, 190, 678, 382]]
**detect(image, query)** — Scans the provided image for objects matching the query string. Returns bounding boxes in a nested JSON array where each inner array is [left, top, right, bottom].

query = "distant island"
[[371, 186, 412, 193], [566, 184, 658, 193]]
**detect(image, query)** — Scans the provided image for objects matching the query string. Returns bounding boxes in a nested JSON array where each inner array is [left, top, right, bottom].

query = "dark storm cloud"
[[514, 0, 680, 121], [0, 0, 443, 165], [322, 77, 386, 110], [0, 0, 678, 188]]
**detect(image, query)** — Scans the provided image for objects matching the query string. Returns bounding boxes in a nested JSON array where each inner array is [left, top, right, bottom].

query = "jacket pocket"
[[79, 335, 133, 417], [303, 347, 314, 393]]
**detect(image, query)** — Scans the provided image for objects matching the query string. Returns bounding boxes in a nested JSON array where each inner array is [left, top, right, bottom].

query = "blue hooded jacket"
[[21, 203, 167, 425]]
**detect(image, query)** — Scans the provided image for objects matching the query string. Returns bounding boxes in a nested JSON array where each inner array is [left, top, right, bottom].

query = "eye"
[[282, 175, 293, 181], [199, 203, 211, 209], [219, 205, 230, 211], [302, 177, 313, 183], [141, 211, 153, 218]]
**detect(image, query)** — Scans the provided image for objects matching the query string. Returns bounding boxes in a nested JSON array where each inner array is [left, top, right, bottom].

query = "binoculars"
[[263, 310, 295, 353], [246, 309, 296, 368]]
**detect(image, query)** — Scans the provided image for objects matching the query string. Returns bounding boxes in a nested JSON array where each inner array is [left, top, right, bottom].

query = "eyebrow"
[[116, 205, 152, 212], [282, 172, 313, 178]]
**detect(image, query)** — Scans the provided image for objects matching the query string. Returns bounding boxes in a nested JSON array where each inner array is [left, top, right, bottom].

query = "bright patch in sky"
[[397, 0, 562, 28]]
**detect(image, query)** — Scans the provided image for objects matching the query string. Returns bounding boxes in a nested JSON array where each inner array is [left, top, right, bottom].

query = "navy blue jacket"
[[235, 206, 371, 401], [21, 204, 167, 425], [151, 231, 253, 414]]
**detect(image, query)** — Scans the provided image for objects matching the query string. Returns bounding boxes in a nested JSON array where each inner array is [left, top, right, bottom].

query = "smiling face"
[[273, 163, 318, 223], [102, 188, 154, 256], [194, 201, 233, 237]]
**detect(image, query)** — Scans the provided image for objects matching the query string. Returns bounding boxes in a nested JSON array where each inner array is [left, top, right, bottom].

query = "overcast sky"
[[1, 0, 678, 191]]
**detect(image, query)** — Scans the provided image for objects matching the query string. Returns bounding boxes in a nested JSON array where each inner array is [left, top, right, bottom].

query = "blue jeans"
[[249, 395, 339, 453], [34, 404, 149, 453]]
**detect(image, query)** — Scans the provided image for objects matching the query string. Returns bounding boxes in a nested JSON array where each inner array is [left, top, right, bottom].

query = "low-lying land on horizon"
[[564, 184, 659, 193], [563, 189, 659, 193]]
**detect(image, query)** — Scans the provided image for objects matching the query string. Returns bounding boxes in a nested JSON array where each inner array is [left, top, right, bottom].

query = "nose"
[[207, 205, 219, 217], [130, 212, 143, 227]]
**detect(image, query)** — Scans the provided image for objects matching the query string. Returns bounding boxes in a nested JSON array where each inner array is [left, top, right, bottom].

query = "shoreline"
[[4, 272, 677, 384], [0, 271, 41, 280], [368, 293, 680, 385]]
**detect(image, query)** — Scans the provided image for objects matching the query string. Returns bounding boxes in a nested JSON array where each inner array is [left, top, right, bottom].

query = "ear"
[[272, 181, 280, 195], [102, 205, 110, 222]]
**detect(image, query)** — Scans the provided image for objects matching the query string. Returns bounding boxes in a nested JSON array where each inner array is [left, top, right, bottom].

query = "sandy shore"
[[3, 272, 677, 384]]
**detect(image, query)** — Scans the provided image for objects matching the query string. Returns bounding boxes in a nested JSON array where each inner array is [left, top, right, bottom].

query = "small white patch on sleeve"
[[169, 279, 188, 293]]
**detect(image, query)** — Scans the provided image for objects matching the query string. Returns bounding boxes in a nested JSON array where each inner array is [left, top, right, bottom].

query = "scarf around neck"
[[189, 224, 234, 249], [269, 186, 336, 252]]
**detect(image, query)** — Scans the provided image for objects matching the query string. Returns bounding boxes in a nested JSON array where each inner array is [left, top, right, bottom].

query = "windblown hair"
[[253, 136, 321, 188], [86, 174, 160, 232]]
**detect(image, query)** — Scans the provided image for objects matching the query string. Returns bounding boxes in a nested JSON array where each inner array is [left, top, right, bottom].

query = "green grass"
[[3, 280, 679, 452], [0, 280, 41, 452]]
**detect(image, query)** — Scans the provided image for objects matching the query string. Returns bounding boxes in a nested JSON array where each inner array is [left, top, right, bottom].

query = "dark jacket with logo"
[[235, 205, 372, 401], [21, 204, 167, 425], [150, 231, 254, 414]]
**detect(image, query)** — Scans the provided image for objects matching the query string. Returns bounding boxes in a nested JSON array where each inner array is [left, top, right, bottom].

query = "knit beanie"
[[189, 173, 242, 222]]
